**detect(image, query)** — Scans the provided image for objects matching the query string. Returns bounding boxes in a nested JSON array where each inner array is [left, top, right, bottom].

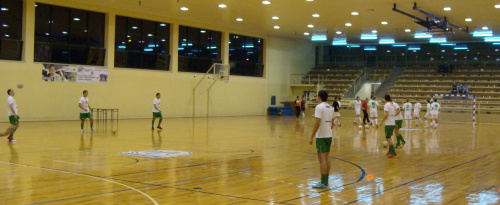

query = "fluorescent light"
[[236, 18, 243, 21], [311, 34, 327, 41], [274, 26, 280, 29], [4, 34, 9, 37], [332, 37, 347, 45], [45, 33, 50, 36], [408, 46, 421, 50], [379, 38, 395, 44], [381, 21, 388, 25], [332, 42, 347, 45], [160, 23, 166, 26], [441, 43, 456, 46], [414, 33, 432, 38], [304, 32, 310, 35], [473, 31, 493, 37], [351, 12, 359, 15], [347, 45, 360, 48], [364, 46, 376, 51], [336, 31, 342, 34], [430, 37, 447, 43], [312, 14, 320, 18], [494, 43, 500, 45], [272, 16, 279, 20], [443, 7, 451, 11], [405, 29, 411, 32], [495, 4, 500, 8], [1, 8, 8, 11], [454, 45, 468, 50], [345, 23, 352, 27], [148, 33, 153, 36], [482, 27, 489, 30], [465, 18, 472, 22], [62, 31, 67, 34], [2, 24, 7, 27], [73, 18, 80, 21], [393, 44, 406, 47], [485, 37, 500, 42], [372, 30, 377, 34], [262, 1, 271, 4], [360, 34, 377, 40], [218, 4, 227, 8], [307, 24, 314, 28], [387, 50, 391, 53], [180, 7, 189, 11], [200, 30, 206, 33], [132, 26, 138, 29]]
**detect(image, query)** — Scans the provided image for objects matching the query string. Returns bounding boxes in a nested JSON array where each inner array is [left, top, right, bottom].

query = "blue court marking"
[[280, 157, 366, 204], [345, 150, 500, 204]]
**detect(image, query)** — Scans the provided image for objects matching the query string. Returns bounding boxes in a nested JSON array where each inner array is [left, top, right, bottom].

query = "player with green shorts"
[[6, 89, 19, 143], [393, 101, 406, 148], [309, 90, 335, 188], [379, 95, 397, 158], [79, 90, 93, 133], [152, 93, 163, 130]]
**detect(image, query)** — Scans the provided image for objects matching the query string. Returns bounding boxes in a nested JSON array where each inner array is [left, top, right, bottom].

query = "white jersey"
[[414, 103, 422, 115], [394, 102, 403, 120], [314, 102, 335, 138], [152, 98, 161, 112], [431, 102, 441, 112], [426, 103, 431, 113], [383, 102, 396, 125], [79, 97, 90, 113], [403, 103, 412, 115], [369, 100, 379, 111], [353, 100, 361, 110], [7, 96, 17, 116]]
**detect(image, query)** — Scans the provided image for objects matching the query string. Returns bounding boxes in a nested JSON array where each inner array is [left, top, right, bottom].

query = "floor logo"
[[119, 150, 193, 158]]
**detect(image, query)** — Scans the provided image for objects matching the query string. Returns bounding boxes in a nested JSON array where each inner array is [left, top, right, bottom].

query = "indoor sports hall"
[[0, 0, 499, 204]]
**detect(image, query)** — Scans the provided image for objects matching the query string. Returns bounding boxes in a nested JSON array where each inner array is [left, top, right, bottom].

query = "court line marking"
[[345, 149, 500, 204], [0, 161, 159, 205], [280, 157, 366, 203]]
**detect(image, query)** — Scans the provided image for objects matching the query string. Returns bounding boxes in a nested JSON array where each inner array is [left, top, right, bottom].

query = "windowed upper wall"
[[0, 0, 23, 61], [178, 25, 222, 73], [115, 16, 170, 70], [229, 34, 264, 77], [34, 3, 105, 65]]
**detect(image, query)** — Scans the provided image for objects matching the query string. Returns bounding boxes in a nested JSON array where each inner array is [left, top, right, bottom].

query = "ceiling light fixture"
[[236, 18, 243, 22], [262, 1, 271, 5], [381, 21, 388, 25], [351, 12, 359, 15], [482, 27, 489, 30], [443, 7, 451, 11], [336, 31, 342, 34], [308, 24, 314, 28], [372, 30, 377, 34], [465, 18, 472, 22], [304, 32, 310, 35], [312, 14, 320, 18], [345, 23, 352, 27], [272, 16, 279, 20], [274, 26, 280, 29], [218, 4, 227, 8], [180, 7, 188, 11], [405, 29, 411, 32]]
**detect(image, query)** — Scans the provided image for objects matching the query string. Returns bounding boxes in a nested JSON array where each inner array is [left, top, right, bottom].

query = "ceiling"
[[68, 0, 500, 44]]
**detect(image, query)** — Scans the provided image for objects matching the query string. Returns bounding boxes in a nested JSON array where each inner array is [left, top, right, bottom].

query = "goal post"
[[431, 94, 477, 124]]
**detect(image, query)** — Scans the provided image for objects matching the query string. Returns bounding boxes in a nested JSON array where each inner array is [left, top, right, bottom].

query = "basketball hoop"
[[213, 63, 230, 83]]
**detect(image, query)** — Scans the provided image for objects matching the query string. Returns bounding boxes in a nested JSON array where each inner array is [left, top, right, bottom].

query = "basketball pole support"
[[193, 63, 215, 118], [207, 80, 218, 117]]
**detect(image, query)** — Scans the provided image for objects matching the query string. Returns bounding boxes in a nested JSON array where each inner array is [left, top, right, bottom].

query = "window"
[[229, 34, 264, 77], [0, 0, 23, 61], [115, 16, 170, 70], [34, 3, 105, 65], [178, 25, 221, 73]]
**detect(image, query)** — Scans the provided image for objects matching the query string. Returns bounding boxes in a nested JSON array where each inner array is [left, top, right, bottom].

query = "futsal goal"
[[431, 94, 477, 124]]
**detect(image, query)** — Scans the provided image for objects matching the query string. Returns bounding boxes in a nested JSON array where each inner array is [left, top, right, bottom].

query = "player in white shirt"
[[430, 98, 441, 129], [369, 96, 379, 127], [393, 101, 406, 148], [79, 90, 93, 133], [402, 99, 413, 128], [309, 90, 335, 188], [378, 95, 397, 158], [152, 93, 163, 130], [6, 89, 20, 143], [413, 99, 422, 127], [333, 97, 342, 127], [352, 96, 362, 124], [424, 99, 432, 128]]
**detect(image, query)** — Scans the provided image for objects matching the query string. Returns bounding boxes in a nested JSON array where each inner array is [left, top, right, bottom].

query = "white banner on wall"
[[42, 63, 108, 83]]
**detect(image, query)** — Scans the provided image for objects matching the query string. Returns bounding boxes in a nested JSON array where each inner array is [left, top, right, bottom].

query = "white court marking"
[[0, 161, 159, 205]]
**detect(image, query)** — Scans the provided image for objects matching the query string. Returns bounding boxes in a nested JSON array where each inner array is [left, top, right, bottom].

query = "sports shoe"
[[82, 129, 85, 133], [9, 138, 16, 143], [387, 152, 397, 158], [157, 126, 163, 129], [353, 122, 357, 124], [339, 124, 342, 127], [312, 182, 327, 188], [91, 128, 94, 132]]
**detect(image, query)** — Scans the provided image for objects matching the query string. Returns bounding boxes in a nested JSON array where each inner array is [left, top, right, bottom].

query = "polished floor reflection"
[[0, 113, 499, 204]]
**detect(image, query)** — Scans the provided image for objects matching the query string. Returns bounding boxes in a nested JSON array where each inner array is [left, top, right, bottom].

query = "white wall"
[[355, 83, 373, 100]]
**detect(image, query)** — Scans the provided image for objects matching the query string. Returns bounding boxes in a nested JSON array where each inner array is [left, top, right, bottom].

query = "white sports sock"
[[375, 119, 378, 125], [302, 112, 305, 119], [358, 117, 362, 123], [409, 120, 412, 128], [435, 123, 438, 128], [334, 118, 338, 125]]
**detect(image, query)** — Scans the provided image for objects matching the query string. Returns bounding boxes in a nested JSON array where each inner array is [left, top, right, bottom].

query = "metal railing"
[[290, 74, 328, 85]]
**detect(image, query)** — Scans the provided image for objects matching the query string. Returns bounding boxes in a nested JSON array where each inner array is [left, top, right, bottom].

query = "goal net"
[[430, 94, 477, 124]]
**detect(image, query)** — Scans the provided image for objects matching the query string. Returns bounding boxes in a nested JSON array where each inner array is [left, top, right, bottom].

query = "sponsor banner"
[[42, 63, 108, 83], [119, 150, 193, 158]]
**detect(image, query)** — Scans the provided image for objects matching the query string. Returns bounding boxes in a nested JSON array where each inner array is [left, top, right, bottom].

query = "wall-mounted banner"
[[42, 63, 109, 83]]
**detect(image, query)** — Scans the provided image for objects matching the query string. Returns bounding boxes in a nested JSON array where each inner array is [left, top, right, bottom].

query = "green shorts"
[[316, 138, 332, 153], [9, 115, 19, 125], [395, 120, 403, 129], [385, 125, 395, 138], [153, 112, 163, 118], [80, 112, 92, 120]]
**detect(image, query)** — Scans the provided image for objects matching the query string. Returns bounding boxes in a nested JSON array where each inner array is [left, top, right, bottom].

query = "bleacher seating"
[[368, 68, 393, 82], [387, 66, 500, 111], [302, 67, 363, 99]]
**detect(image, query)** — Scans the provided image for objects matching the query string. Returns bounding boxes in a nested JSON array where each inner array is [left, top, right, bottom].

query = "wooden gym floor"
[[0, 111, 499, 204]]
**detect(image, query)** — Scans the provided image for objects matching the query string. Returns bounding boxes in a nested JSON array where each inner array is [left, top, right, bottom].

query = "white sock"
[[358, 117, 362, 123], [302, 112, 305, 118], [409, 120, 412, 128], [375, 119, 378, 125], [435, 123, 438, 128], [334, 118, 338, 125]]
